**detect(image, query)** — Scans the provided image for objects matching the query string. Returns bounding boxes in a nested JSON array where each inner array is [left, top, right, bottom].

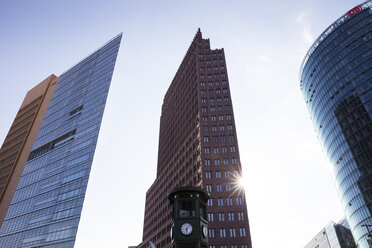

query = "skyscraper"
[[304, 219, 356, 248], [0, 34, 122, 247], [300, 1, 372, 247], [138, 29, 252, 248]]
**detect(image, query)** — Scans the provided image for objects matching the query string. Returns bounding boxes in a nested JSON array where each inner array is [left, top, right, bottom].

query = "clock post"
[[168, 187, 210, 248]]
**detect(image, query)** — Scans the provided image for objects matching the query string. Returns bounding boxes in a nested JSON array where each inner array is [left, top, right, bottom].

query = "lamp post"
[[168, 187, 210, 248]]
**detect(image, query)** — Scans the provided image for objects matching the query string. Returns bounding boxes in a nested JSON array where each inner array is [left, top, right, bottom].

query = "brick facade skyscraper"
[[138, 29, 252, 248]]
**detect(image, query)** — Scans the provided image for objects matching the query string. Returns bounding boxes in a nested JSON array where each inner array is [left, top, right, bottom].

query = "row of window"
[[200, 66, 225, 71], [200, 80, 227, 87], [209, 245, 249, 248], [207, 197, 243, 206], [204, 158, 238, 166], [199, 52, 223, 58], [205, 170, 238, 179], [203, 146, 236, 154], [206, 184, 235, 192], [202, 107, 231, 114], [202, 134, 235, 142], [208, 227, 247, 238], [207, 212, 245, 222]]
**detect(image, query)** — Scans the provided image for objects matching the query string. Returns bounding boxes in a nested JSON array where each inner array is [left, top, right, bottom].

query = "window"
[[202, 117, 208, 122], [214, 147, 219, 154], [224, 96, 229, 101], [210, 107, 216, 112], [217, 97, 222, 102], [238, 212, 244, 220], [214, 159, 220, 166], [228, 212, 234, 221], [228, 135, 234, 141], [200, 67, 205, 71], [201, 98, 207, 103], [203, 126, 209, 132], [206, 185, 212, 192], [221, 135, 226, 142], [230, 228, 236, 237], [211, 116, 217, 121], [226, 184, 231, 191], [213, 136, 218, 142], [220, 125, 225, 131], [239, 228, 247, 237], [216, 171, 221, 178], [214, 74, 219, 79], [220, 229, 226, 238], [200, 75, 205, 79], [230, 146, 236, 152], [226, 198, 233, 206], [226, 114, 231, 120], [199, 61, 204, 65], [209, 89, 214, 94], [218, 52, 223, 56], [220, 66, 225, 70], [222, 80, 227, 85], [207, 199, 213, 206], [204, 148, 210, 154], [212, 126, 217, 132], [219, 115, 224, 121], [203, 136, 209, 143], [208, 213, 214, 222], [236, 197, 243, 205], [222, 147, 228, 153], [208, 74, 213, 79], [205, 159, 211, 166], [219, 213, 225, 221], [217, 198, 224, 206], [206, 60, 211, 64], [209, 229, 215, 238], [201, 90, 206, 94], [213, 66, 218, 71], [216, 89, 221, 94], [225, 105, 230, 110], [231, 158, 237, 164], [227, 125, 233, 130], [208, 82, 213, 86], [223, 159, 229, 165], [199, 54, 204, 58], [218, 105, 223, 111], [215, 81, 220, 86], [202, 107, 207, 113], [205, 172, 211, 179], [242, 245, 248, 248], [224, 170, 230, 178], [217, 184, 222, 192], [213, 59, 217, 64], [207, 67, 212, 71]]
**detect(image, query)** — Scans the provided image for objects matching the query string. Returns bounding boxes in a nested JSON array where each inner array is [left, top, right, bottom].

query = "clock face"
[[202, 225, 208, 238], [181, 223, 193, 235]]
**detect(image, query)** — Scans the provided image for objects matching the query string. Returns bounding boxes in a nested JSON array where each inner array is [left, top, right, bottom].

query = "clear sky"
[[0, 0, 363, 247]]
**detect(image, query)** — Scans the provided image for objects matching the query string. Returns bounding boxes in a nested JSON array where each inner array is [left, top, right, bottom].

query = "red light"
[[347, 5, 362, 17]]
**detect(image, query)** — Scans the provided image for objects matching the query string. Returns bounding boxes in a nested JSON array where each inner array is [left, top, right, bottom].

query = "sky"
[[0, 0, 364, 247]]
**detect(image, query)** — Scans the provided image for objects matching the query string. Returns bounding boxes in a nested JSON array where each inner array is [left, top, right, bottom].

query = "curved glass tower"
[[300, 1, 372, 247]]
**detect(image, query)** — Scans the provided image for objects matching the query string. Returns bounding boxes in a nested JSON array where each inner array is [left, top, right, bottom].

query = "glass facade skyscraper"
[[0, 34, 121, 247], [300, 1, 372, 247]]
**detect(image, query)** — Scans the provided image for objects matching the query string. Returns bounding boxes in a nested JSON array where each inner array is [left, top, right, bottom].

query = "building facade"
[[138, 29, 252, 248], [304, 220, 356, 248], [300, 1, 372, 247], [0, 34, 122, 247]]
